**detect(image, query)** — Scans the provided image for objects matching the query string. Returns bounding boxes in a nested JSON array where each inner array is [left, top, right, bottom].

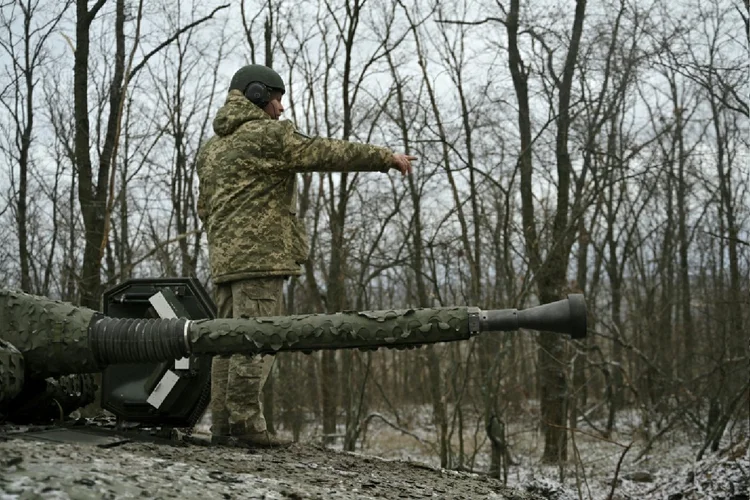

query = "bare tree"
[[73, 0, 228, 308], [0, 0, 71, 292], [305, 0, 399, 448], [503, 0, 588, 463], [139, 2, 230, 279], [72, 0, 122, 308], [383, 2, 454, 466]]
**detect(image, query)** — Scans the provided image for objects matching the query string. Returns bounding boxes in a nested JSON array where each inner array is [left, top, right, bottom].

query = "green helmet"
[[229, 64, 285, 95]]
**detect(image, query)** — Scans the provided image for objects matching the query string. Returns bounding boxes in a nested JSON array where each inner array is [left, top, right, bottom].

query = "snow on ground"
[[2, 405, 746, 499], [240, 404, 749, 500]]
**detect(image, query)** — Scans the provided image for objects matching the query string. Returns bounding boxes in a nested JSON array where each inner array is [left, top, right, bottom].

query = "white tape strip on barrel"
[[149, 291, 191, 369]]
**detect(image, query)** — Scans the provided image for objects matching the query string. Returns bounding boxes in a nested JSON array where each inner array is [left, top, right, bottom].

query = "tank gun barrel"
[[1, 289, 587, 380]]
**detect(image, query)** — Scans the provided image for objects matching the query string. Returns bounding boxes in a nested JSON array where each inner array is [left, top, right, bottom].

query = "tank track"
[[4, 373, 98, 423]]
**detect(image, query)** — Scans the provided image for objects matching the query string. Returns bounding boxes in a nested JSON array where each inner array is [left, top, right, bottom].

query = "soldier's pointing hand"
[[392, 154, 417, 176]]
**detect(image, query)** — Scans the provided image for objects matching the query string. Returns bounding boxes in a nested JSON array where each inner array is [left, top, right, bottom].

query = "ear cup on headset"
[[244, 82, 271, 108]]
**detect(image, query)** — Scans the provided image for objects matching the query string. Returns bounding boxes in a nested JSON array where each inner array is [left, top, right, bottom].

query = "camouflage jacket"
[[197, 90, 394, 283]]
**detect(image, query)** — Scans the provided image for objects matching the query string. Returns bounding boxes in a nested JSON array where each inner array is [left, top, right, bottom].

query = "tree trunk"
[[17, 44, 32, 292], [263, 364, 276, 434], [673, 101, 694, 379], [3, 0, 67, 293], [75, 0, 123, 309], [507, 0, 587, 463], [386, 17, 450, 464], [569, 217, 591, 431], [321, 350, 338, 445], [709, 98, 742, 367]]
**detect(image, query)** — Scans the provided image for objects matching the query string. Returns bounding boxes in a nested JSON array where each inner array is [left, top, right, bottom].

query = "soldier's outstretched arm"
[[285, 127, 415, 175]]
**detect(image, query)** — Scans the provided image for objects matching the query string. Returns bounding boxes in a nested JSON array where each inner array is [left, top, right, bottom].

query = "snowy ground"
[[1, 406, 747, 499], [247, 405, 749, 500]]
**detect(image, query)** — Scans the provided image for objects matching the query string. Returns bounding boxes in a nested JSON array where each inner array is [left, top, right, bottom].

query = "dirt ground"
[[0, 430, 545, 500]]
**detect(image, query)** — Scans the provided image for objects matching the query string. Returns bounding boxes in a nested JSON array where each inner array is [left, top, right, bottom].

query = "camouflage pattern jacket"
[[197, 90, 394, 283]]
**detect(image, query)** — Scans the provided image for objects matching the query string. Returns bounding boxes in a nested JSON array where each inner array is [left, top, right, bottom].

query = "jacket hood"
[[213, 90, 269, 136]]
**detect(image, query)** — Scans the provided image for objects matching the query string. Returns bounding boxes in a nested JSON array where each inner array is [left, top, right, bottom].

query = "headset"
[[244, 81, 271, 108]]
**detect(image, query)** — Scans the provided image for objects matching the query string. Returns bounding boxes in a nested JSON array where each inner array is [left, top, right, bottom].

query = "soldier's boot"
[[209, 355, 231, 437], [223, 353, 292, 448]]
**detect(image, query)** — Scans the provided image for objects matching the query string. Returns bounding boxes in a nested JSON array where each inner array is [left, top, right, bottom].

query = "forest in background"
[[0, 0, 747, 482]]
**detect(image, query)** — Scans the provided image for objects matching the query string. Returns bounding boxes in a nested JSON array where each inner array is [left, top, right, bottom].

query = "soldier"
[[196, 64, 416, 447]]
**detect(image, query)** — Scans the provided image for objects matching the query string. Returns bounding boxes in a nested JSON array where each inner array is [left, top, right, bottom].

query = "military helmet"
[[229, 64, 285, 95]]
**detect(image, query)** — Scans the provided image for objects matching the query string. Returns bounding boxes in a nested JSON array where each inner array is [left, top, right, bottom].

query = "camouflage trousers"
[[210, 277, 284, 437]]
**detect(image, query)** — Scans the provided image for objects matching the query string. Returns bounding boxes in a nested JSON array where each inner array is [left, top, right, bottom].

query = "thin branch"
[[361, 412, 433, 449], [436, 16, 507, 27], [701, 230, 750, 246], [128, 4, 230, 79], [607, 442, 634, 500], [107, 230, 202, 285]]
